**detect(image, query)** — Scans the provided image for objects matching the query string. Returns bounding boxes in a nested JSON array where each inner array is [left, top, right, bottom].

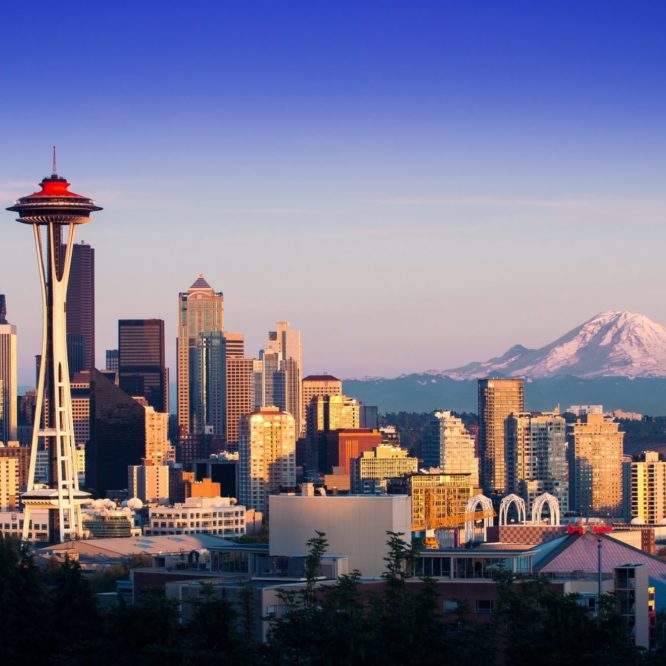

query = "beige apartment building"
[[226, 356, 255, 445], [144, 404, 175, 463], [350, 444, 418, 493], [128, 460, 170, 503], [177, 274, 224, 435], [478, 378, 524, 494], [570, 413, 624, 517], [0, 457, 18, 509], [424, 411, 479, 488], [626, 451, 666, 524], [238, 407, 296, 515]]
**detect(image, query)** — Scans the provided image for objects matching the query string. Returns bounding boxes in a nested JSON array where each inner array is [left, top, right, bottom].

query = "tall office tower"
[[350, 444, 419, 494], [478, 378, 524, 495], [7, 165, 101, 542], [226, 356, 254, 446], [570, 413, 624, 517], [63, 241, 94, 374], [86, 370, 145, 496], [105, 349, 118, 372], [423, 411, 479, 487], [192, 331, 226, 437], [238, 406, 295, 515], [118, 319, 168, 412], [506, 410, 568, 513], [263, 322, 303, 434], [302, 374, 342, 434], [359, 405, 379, 429], [0, 296, 17, 443], [177, 274, 224, 436], [625, 451, 666, 524]]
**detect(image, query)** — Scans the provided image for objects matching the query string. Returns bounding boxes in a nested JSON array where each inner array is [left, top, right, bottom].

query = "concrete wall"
[[269, 494, 411, 578]]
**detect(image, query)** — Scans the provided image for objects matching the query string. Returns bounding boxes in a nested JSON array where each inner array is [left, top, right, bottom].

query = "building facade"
[[301, 374, 342, 435], [238, 407, 296, 515], [118, 319, 169, 413], [626, 451, 666, 524], [423, 411, 479, 487], [350, 444, 418, 494], [506, 411, 569, 513], [570, 413, 624, 517], [0, 297, 17, 444], [177, 275, 224, 436], [128, 460, 170, 503], [478, 378, 524, 495]]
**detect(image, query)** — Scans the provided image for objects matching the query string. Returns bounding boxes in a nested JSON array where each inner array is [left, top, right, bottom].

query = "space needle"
[[7, 152, 102, 542]]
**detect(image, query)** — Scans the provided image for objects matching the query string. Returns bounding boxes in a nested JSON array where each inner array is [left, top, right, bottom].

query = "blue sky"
[[2, 1, 666, 383]]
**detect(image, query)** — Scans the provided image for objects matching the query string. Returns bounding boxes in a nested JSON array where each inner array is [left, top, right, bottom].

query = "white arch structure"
[[531, 492, 561, 526], [499, 494, 526, 526], [464, 494, 494, 543]]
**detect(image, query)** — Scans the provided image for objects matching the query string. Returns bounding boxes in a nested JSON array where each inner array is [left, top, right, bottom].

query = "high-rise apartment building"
[[350, 444, 418, 494], [0, 296, 17, 443], [570, 413, 624, 517], [506, 411, 568, 513], [118, 319, 168, 412], [423, 411, 479, 487], [226, 355, 254, 446], [478, 378, 524, 494], [0, 442, 30, 490], [626, 451, 666, 524], [64, 242, 95, 374], [177, 274, 224, 436], [0, 457, 18, 509], [238, 407, 296, 515], [142, 403, 175, 464]]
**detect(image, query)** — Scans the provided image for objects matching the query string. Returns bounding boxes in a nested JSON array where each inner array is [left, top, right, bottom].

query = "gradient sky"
[[2, 1, 666, 385]]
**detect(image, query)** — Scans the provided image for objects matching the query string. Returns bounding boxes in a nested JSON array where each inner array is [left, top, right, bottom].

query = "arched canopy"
[[464, 494, 494, 543], [499, 494, 526, 525], [531, 492, 561, 526]]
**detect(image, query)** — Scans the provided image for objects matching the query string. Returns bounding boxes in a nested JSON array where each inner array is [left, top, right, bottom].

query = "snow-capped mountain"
[[444, 311, 666, 379]]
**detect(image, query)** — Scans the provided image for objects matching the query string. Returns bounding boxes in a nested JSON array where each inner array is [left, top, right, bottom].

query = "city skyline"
[[3, 3, 666, 384]]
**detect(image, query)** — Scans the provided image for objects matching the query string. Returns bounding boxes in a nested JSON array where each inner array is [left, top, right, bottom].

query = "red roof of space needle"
[[24, 174, 91, 200]]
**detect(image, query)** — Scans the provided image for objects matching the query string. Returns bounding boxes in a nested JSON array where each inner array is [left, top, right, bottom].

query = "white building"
[[269, 491, 411, 577], [145, 496, 246, 538], [238, 407, 296, 515], [0, 508, 50, 542]]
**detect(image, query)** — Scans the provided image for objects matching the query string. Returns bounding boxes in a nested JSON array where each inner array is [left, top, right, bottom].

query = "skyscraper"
[[238, 406, 296, 515], [506, 410, 568, 513], [302, 374, 342, 434], [423, 411, 479, 487], [64, 241, 94, 374], [105, 349, 118, 372], [118, 319, 168, 413], [0, 296, 17, 443], [626, 451, 666, 524], [478, 378, 524, 495], [7, 165, 101, 541], [177, 274, 224, 435], [570, 413, 624, 517]]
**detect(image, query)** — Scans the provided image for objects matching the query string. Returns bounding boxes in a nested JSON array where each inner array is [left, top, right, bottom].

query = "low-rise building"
[[350, 445, 418, 494], [145, 496, 246, 538]]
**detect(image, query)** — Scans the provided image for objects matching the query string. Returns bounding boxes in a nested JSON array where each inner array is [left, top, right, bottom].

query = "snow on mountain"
[[443, 311, 666, 379]]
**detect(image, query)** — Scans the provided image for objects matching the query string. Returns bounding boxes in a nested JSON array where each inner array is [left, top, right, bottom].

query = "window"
[[443, 600, 459, 613], [475, 600, 494, 615]]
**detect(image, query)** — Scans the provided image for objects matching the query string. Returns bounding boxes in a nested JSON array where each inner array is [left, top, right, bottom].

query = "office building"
[[307, 394, 360, 473], [478, 378, 524, 494], [193, 453, 238, 498], [506, 411, 569, 513], [626, 451, 666, 524], [570, 413, 624, 517], [177, 274, 224, 436], [359, 405, 379, 429], [226, 355, 254, 446], [128, 460, 170, 503], [0, 298, 17, 443], [64, 241, 95, 374], [0, 457, 19, 508], [301, 374, 342, 433], [118, 319, 169, 412], [423, 411, 479, 487], [105, 349, 119, 372], [238, 407, 296, 515], [192, 331, 226, 437], [325, 428, 382, 475], [350, 444, 418, 494], [86, 370, 145, 496], [145, 496, 246, 537]]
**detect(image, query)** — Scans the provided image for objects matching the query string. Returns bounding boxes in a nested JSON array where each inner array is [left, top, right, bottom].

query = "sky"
[[2, 1, 666, 384]]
